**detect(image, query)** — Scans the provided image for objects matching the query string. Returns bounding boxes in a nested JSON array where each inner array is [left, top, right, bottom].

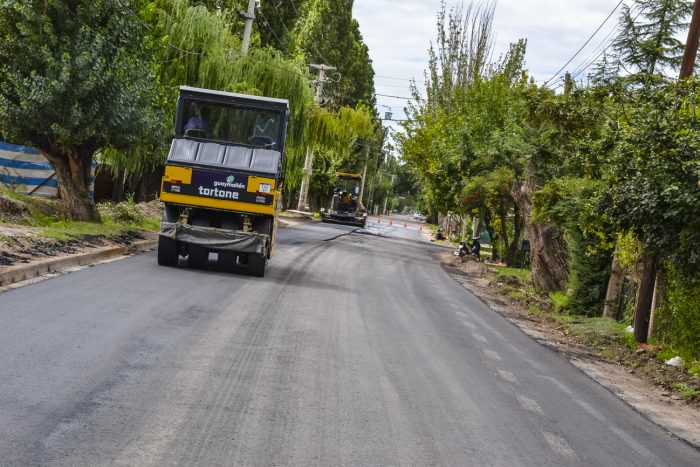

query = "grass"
[[549, 291, 570, 312], [494, 265, 532, 283], [1, 187, 160, 241], [671, 382, 700, 401]]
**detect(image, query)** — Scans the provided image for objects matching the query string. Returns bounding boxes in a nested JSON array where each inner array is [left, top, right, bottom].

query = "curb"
[[2, 217, 316, 288], [0, 239, 158, 287]]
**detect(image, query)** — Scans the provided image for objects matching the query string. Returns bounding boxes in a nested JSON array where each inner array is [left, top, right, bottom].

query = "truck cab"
[[158, 86, 289, 277]]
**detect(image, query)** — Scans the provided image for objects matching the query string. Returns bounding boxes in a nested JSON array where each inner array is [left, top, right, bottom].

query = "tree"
[[612, 0, 693, 78], [293, 0, 376, 108], [0, 0, 160, 220], [257, 0, 309, 53]]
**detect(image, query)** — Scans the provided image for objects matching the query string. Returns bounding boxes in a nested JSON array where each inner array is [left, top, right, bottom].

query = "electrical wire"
[[570, 4, 648, 80], [287, 0, 331, 64], [64, 6, 125, 53], [114, 0, 204, 56], [375, 75, 426, 84], [543, 0, 625, 87], [257, 7, 291, 55], [570, 24, 619, 78], [376, 93, 416, 100]]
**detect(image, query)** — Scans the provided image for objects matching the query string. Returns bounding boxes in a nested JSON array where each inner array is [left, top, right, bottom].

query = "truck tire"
[[157, 236, 178, 266], [248, 253, 266, 277], [218, 215, 240, 272], [188, 216, 210, 269]]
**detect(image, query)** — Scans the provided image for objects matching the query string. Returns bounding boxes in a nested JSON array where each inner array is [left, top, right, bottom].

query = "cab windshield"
[[181, 99, 283, 149]]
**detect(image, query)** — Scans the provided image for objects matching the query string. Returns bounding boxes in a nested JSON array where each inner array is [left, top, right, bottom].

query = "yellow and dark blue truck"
[[157, 86, 288, 277]]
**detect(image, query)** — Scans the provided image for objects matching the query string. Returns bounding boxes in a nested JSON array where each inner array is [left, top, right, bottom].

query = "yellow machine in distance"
[[320, 172, 367, 227]]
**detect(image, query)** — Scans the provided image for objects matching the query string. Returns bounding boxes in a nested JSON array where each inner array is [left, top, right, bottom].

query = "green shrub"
[[654, 266, 700, 362], [566, 228, 612, 316], [98, 196, 145, 225]]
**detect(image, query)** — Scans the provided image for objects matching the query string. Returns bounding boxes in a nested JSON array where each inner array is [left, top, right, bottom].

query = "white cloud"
[[354, 0, 625, 122]]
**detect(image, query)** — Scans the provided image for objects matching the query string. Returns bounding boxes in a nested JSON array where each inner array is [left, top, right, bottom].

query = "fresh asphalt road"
[[1, 216, 699, 466]]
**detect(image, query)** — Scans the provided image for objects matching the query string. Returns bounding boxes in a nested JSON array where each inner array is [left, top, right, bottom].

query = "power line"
[[570, 22, 620, 77], [376, 93, 416, 100], [543, 0, 625, 87], [375, 75, 426, 84], [114, 0, 204, 56], [571, 4, 648, 81], [257, 8, 291, 55]]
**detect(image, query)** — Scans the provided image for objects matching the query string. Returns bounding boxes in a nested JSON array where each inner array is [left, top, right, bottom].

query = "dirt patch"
[[440, 251, 700, 447], [0, 226, 156, 270]]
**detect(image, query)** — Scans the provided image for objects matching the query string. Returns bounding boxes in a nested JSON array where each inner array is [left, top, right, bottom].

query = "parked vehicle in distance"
[[412, 212, 427, 222]]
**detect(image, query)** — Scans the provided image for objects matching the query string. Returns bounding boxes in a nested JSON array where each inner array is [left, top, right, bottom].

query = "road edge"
[[440, 259, 700, 451]]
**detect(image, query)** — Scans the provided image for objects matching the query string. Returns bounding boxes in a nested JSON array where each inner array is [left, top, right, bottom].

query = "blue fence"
[[0, 141, 96, 198], [0, 141, 57, 197]]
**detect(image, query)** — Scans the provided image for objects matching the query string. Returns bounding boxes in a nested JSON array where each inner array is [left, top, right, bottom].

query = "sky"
[[353, 0, 627, 127]]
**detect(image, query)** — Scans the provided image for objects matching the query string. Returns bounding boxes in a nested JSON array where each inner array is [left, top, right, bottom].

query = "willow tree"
[[0, 0, 160, 220], [106, 0, 373, 198]]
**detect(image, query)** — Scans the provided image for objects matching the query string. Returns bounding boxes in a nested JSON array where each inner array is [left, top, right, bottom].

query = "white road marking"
[[460, 320, 477, 329], [538, 375, 574, 396], [609, 426, 665, 466], [517, 395, 544, 415], [482, 349, 501, 361], [497, 370, 519, 384], [472, 333, 488, 343], [572, 397, 605, 422], [542, 431, 578, 460], [456, 311, 468, 319]]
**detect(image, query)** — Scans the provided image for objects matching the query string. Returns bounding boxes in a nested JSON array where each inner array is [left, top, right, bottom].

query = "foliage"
[[533, 178, 613, 316], [604, 79, 700, 273], [654, 265, 700, 361], [97, 196, 146, 225], [294, 0, 376, 109], [612, 0, 693, 78], [0, 0, 161, 219]]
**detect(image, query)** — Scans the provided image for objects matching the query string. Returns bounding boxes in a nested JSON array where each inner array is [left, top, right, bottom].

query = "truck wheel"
[[188, 216, 210, 269], [188, 245, 208, 269], [218, 216, 240, 271], [248, 253, 266, 277], [157, 236, 178, 266]]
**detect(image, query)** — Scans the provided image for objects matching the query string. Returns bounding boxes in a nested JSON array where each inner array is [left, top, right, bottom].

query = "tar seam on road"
[[322, 228, 361, 242]]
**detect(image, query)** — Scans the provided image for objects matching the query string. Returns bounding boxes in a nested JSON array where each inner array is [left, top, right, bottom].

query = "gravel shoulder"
[[439, 251, 700, 449]]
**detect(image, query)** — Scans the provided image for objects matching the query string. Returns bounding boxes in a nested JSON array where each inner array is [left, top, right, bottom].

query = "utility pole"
[[297, 64, 336, 211], [358, 163, 367, 207], [240, 0, 256, 54], [680, 0, 700, 79], [634, 0, 700, 343]]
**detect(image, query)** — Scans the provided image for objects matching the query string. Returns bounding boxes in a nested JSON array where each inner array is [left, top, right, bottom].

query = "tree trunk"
[[603, 245, 623, 318], [40, 146, 100, 221], [633, 250, 658, 343], [498, 200, 509, 263], [506, 204, 523, 267], [111, 168, 126, 202], [512, 177, 568, 292]]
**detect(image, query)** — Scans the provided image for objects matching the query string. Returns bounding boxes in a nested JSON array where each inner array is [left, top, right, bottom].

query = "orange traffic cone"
[[420, 224, 423, 231], [377, 217, 380, 223], [404, 223, 407, 228], [389, 218, 393, 225]]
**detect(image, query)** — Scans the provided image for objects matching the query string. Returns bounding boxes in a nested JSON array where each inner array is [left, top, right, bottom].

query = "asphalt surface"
[[1, 215, 699, 466]]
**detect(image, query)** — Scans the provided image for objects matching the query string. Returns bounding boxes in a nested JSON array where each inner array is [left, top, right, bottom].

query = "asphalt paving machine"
[[320, 172, 367, 227]]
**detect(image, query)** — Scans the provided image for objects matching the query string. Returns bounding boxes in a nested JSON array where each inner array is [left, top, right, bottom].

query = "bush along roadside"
[[476, 261, 700, 405]]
